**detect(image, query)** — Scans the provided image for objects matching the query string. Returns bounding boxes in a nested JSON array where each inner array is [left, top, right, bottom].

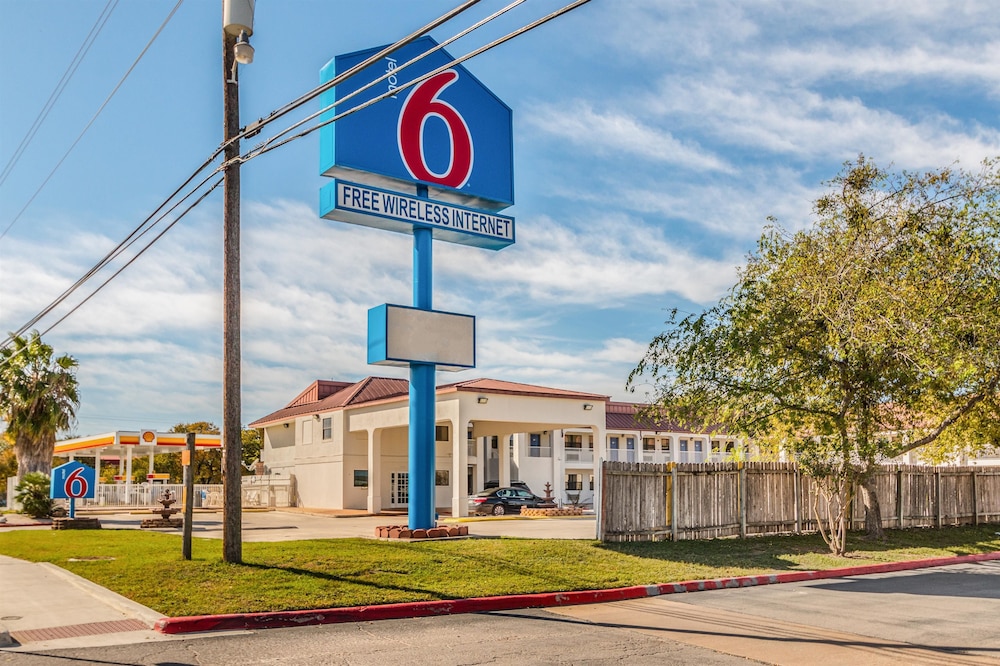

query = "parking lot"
[[13, 509, 599, 541]]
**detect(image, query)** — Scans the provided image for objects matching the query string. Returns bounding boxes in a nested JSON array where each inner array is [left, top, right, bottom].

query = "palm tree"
[[0, 331, 79, 482]]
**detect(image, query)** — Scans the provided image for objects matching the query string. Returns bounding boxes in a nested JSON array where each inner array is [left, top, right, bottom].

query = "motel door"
[[390, 471, 409, 507]]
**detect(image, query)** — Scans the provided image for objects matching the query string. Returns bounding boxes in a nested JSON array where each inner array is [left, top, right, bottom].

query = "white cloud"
[[525, 102, 731, 173], [436, 213, 741, 305], [645, 74, 1000, 170]]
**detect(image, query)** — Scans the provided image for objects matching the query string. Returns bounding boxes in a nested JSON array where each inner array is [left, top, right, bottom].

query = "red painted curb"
[[154, 550, 1000, 635]]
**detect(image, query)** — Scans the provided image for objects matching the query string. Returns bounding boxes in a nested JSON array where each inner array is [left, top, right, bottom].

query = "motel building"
[[250, 377, 740, 517]]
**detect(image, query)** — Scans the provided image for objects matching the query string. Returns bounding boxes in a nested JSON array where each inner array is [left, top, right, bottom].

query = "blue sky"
[[2, 1, 999, 437]]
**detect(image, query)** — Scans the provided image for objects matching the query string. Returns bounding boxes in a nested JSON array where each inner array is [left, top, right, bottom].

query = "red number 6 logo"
[[397, 70, 474, 189], [66, 467, 89, 498]]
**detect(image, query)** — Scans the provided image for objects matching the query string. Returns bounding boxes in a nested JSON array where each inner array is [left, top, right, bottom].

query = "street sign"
[[50, 461, 96, 500], [320, 36, 514, 212]]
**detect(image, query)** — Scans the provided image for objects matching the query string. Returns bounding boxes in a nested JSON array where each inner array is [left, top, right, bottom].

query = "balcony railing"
[[564, 448, 594, 464], [528, 446, 552, 458]]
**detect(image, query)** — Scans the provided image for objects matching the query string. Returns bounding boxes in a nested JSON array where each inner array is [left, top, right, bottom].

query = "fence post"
[[739, 462, 747, 539], [972, 469, 978, 527], [935, 468, 942, 528], [670, 463, 678, 541], [596, 459, 605, 541], [896, 467, 904, 528], [793, 465, 801, 534]]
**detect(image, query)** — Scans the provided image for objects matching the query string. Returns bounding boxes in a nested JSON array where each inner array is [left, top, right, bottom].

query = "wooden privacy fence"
[[599, 461, 1000, 542]]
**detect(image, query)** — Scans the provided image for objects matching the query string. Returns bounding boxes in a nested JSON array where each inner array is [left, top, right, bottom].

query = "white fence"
[[81, 476, 294, 508]]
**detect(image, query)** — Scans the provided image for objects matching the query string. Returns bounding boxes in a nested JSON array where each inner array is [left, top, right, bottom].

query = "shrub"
[[15, 472, 53, 518]]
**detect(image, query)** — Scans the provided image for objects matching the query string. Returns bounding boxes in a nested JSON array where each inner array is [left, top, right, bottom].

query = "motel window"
[[353, 470, 368, 487], [726, 441, 736, 453], [530, 433, 541, 457], [626, 437, 635, 450], [679, 439, 689, 452], [435, 470, 450, 486], [565, 434, 582, 449], [694, 440, 703, 453], [589, 474, 594, 491], [662, 438, 671, 452], [322, 417, 332, 440], [643, 437, 656, 451], [711, 440, 721, 455], [566, 474, 583, 491], [609, 437, 619, 450], [435, 425, 449, 442]]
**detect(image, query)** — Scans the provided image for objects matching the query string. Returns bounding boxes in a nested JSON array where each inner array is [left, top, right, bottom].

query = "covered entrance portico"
[[347, 379, 607, 517]]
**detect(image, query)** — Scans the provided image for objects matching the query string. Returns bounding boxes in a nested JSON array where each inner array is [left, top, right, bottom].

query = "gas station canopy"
[[55, 431, 222, 459]]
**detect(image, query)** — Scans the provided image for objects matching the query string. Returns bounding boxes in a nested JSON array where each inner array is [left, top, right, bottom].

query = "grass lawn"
[[1, 525, 998, 617]]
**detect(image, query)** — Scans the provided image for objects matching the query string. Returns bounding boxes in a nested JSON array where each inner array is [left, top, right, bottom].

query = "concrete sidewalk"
[[0, 509, 594, 651], [0, 554, 171, 652]]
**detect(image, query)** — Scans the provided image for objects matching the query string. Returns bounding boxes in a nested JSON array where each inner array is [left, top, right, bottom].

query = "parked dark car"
[[469, 487, 545, 516]]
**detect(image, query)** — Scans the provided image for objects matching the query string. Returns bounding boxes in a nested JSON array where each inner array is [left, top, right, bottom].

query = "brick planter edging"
[[154, 550, 1000, 635]]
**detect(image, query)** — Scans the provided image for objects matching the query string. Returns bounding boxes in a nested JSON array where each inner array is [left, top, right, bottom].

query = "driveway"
[[18, 509, 599, 541], [550, 561, 1000, 665]]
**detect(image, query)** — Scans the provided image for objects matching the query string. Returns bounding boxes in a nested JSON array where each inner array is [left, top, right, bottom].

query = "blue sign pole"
[[409, 185, 436, 530]]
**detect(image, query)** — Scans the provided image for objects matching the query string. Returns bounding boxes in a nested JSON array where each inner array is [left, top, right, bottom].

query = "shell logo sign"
[[141, 430, 157, 446]]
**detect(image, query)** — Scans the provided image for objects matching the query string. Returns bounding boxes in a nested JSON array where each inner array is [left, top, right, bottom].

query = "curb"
[[155, 550, 1000, 635]]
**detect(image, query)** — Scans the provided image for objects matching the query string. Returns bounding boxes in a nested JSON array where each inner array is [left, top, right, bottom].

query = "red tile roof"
[[604, 401, 697, 433], [250, 377, 608, 427], [285, 380, 354, 408], [438, 377, 608, 401]]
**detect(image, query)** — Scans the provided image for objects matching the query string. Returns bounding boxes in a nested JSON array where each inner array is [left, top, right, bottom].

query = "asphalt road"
[[6, 561, 1000, 665], [1, 609, 755, 666]]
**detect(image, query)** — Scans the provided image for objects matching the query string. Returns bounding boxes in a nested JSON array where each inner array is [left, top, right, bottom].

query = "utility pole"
[[221, 0, 254, 564]]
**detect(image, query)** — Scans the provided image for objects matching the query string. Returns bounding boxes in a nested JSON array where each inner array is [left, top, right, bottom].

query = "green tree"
[[169, 421, 222, 483], [0, 433, 17, 501], [0, 332, 80, 484], [14, 472, 53, 518], [631, 157, 1000, 554], [242, 427, 262, 472]]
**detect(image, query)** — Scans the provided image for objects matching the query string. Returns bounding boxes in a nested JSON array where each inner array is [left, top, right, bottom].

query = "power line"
[[233, 0, 486, 149], [0, 1, 493, 352], [246, 0, 594, 163], [0, 0, 592, 356], [34, 177, 225, 342], [248, 0, 527, 158], [0, 0, 185, 243], [0, 165, 224, 349], [0, 0, 118, 189]]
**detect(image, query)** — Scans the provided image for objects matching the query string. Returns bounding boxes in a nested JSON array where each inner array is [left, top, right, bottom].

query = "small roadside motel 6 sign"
[[319, 36, 515, 249]]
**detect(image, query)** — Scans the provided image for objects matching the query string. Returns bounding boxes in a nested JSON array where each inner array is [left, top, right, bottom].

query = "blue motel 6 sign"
[[319, 37, 515, 220], [317, 37, 515, 532]]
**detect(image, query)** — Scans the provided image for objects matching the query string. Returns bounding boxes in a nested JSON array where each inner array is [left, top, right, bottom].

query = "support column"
[[408, 220, 436, 530], [125, 447, 133, 504], [451, 419, 469, 517], [499, 435, 512, 488], [367, 428, 382, 514], [553, 430, 564, 503], [475, 436, 485, 492]]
